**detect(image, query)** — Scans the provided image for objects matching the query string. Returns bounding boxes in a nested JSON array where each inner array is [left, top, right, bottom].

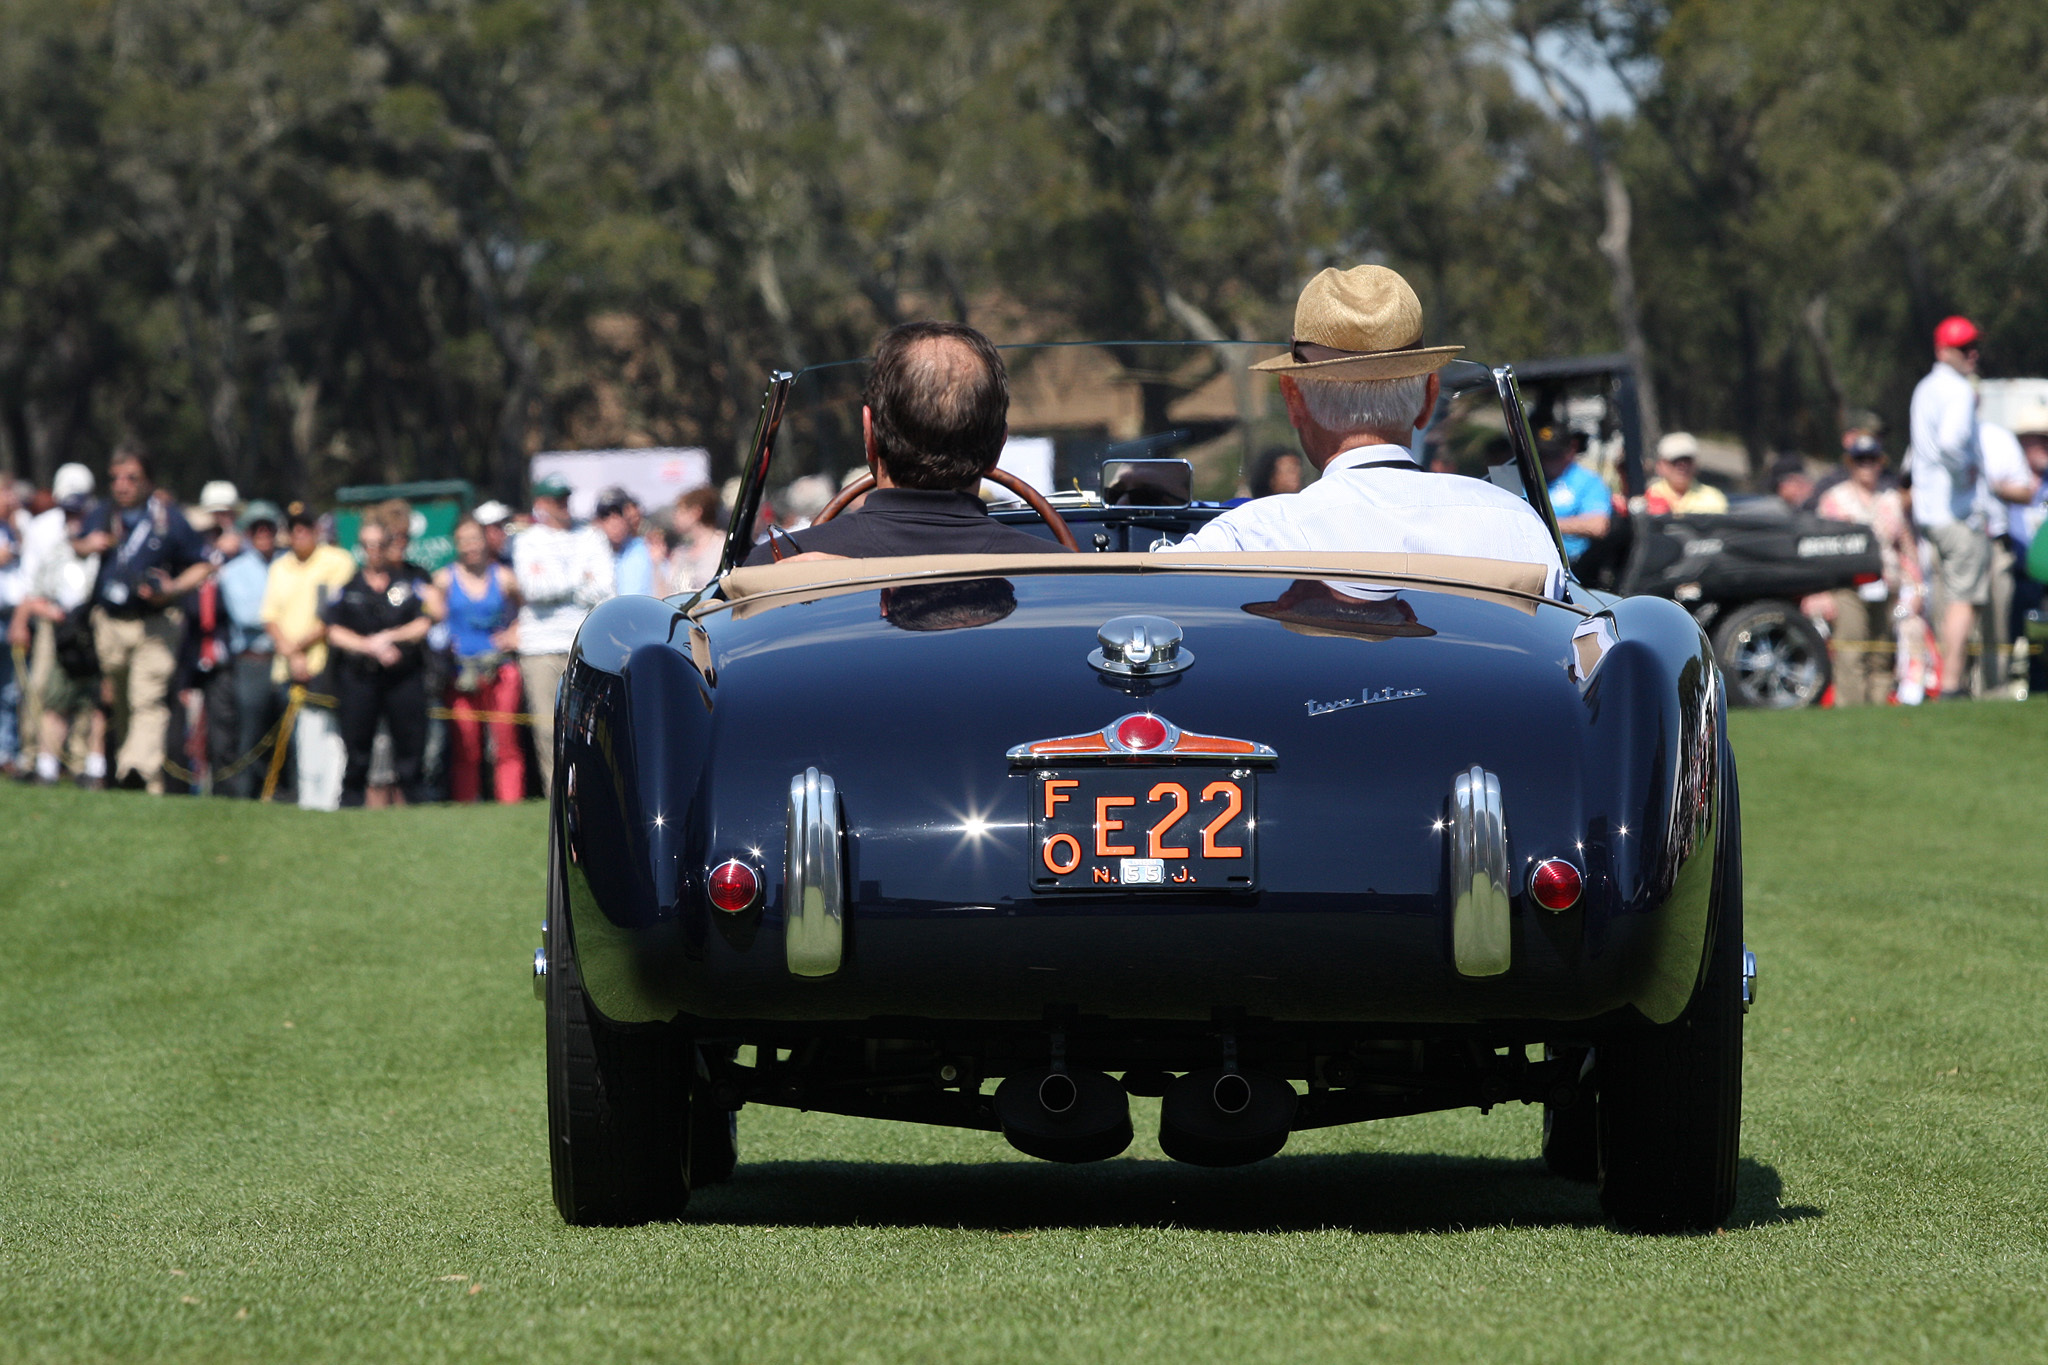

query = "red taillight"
[[1530, 859, 1583, 912], [708, 859, 759, 913], [1116, 714, 1168, 751]]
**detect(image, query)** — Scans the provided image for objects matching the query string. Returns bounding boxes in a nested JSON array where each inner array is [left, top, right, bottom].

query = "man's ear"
[[1413, 372, 1440, 431], [1279, 376, 1307, 428], [862, 406, 878, 471]]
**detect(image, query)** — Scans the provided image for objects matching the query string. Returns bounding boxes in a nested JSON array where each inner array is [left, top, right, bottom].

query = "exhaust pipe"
[[993, 1068, 1132, 1163], [1158, 1068, 1297, 1167]]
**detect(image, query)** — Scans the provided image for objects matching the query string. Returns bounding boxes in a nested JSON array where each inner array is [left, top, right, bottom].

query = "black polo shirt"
[[742, 488, 1060, 566], [320, 566, 433, 679]]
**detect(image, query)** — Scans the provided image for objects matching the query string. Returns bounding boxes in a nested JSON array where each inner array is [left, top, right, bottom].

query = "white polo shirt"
[[1166, 445, 1567, 597]]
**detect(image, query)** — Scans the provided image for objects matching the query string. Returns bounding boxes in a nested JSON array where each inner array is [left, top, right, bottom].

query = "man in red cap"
[[1907, 314, 1988, 698]]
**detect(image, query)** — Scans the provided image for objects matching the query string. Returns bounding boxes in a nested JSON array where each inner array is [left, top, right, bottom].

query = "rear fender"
[[553, 596, 711, 1022], [1584, 594, 1723, 1023]]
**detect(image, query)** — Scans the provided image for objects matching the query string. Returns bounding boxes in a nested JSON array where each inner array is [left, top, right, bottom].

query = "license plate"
[[1028, 769, 1256, 892]]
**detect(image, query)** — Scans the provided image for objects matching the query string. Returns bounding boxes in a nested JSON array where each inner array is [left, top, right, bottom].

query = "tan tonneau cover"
[[704, 551, 1564, 619]]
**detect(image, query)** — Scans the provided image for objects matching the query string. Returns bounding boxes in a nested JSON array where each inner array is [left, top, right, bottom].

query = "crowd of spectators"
[[0, 455, 744, 804], [1535, 315, 2045, 705]]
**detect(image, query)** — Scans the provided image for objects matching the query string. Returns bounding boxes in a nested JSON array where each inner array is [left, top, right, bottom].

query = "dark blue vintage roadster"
[[538, 343, 1753, 1233]]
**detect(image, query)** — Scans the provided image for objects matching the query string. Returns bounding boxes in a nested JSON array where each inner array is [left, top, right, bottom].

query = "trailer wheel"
[[1713, 600, 1829, 708]]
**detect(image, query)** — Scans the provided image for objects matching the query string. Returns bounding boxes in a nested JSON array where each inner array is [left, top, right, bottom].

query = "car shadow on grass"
[[687, 1153, 1818, 1235]]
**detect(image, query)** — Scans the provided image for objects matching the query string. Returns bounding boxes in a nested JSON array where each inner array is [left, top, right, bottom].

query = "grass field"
[[2, 702, 2046, 1364]]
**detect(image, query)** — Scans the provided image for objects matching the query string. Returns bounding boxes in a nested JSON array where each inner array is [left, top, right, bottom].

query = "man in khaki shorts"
[[1907, 316, 1990, 698], [71, 443, 216, 791]]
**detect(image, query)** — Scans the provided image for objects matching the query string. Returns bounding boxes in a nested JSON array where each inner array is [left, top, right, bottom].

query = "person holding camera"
[[70, 442, 215, 794]]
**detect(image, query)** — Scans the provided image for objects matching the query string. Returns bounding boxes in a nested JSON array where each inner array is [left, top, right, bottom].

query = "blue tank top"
[[446, 566, 506, 658]]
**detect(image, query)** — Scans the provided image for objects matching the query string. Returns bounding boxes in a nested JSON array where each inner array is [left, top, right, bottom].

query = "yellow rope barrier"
[[155, 682, 536, 795]]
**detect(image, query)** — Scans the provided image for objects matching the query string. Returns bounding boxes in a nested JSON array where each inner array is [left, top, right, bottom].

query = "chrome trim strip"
[[1006, 713, 1277, 765], [1451, 765, 1511, 977], [785, 766, 845, 977]]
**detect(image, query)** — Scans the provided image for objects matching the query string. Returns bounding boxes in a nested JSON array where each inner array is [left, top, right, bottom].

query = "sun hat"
[[2007, 403, 2048, 437], [1933, 316, 1979, 350], [532, 473, 573, 501], [1657, 432, 1701, 462], [1249, 266, 1463, 381], [198, 480, 240, 513], [52, 462, 94, 501], [472, 499, 512, 527]]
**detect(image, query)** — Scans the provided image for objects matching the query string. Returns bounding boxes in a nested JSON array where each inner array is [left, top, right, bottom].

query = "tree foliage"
[[0, 0, 2040, 498]]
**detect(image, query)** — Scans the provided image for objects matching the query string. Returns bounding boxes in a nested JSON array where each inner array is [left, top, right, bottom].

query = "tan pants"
[[1829, 589, 1894, 707], [521, 651, 569, 796], [18, 618, 55, 754], [91, 607, 183, 794]]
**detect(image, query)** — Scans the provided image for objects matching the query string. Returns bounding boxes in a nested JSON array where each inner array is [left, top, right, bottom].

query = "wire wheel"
[[1714, 602, 1829, 709]]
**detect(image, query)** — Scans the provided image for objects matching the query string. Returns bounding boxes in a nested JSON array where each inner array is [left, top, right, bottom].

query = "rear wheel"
[[1713, 600, 1829, 708], [545, 828, 692, 1225], [1595, 760, 1744, 1233]]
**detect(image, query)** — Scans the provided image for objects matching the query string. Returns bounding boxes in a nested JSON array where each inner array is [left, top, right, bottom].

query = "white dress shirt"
[[1167, 445, 1567, 597], [1907, 361, 1981, 528]]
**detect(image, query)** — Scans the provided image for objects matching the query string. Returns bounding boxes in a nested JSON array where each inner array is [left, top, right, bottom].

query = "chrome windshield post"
[[1493, 365, 1571, 572], [718, 370, 795, 577]]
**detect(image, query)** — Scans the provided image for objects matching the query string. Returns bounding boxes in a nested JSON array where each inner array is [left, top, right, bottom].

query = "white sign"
[[530, 448, 712, 521], [996, 436, 1056, 495]]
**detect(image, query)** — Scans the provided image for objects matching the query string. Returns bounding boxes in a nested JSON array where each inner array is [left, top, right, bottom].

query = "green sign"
[[331, 480, 475, 572]]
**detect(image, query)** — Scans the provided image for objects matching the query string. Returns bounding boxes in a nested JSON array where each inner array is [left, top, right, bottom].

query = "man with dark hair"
[[743, 321, 1058, 564], [72, 443, 216, 792]]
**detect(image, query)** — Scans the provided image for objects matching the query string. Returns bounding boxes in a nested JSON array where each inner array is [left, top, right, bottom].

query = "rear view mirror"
[[1100, 459, 1194, 507]]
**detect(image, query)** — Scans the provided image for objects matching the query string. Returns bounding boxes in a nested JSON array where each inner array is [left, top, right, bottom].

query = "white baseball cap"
[[52, 463, 95, 501], [1657, 431, 1701, 461], [473, 499, 511, 527], [2009, 403, 2048, 438], [198, 480, 240, 513]]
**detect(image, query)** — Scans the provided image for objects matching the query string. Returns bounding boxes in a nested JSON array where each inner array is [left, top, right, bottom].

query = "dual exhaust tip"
[[993, 1067, 1298, 1167]]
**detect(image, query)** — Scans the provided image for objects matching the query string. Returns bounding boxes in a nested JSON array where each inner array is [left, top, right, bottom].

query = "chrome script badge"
[[1305, 686, 1427, 717]]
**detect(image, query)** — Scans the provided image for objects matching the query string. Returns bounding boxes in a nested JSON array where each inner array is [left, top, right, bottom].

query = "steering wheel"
[[812, 467, 1080, 552]]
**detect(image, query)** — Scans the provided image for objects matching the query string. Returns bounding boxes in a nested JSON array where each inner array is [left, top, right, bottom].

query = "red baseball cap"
[[1934, 315, 1979, 350]]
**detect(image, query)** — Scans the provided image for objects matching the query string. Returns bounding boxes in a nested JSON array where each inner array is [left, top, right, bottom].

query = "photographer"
[[71, 443, 214, 793]]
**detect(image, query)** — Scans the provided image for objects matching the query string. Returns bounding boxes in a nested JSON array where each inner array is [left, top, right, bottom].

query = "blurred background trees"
[[0, 0, 2041, 498]]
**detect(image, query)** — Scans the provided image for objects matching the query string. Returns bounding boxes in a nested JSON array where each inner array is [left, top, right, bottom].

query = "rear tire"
[[1713, 600, 1829, 709], [545, 827, 692, 1225], [1595, 752, 1744, 1233]]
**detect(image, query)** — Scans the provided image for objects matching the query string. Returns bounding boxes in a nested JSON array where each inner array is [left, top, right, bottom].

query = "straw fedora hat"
[[1250, 265, 1463, 381]]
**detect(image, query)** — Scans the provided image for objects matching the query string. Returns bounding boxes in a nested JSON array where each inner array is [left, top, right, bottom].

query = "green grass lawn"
[[3, 701, 2046, 1364]]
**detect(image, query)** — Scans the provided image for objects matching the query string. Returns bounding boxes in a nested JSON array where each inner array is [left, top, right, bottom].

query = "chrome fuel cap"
[[1089, 615, 1192, 677]]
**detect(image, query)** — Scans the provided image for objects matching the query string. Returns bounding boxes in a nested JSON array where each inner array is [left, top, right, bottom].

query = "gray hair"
[[1296, 374, 1430, 437]]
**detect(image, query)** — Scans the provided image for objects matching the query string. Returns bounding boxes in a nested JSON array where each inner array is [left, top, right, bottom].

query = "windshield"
[[771, 341, 1298, 503], [725, 341, 1564, 576]]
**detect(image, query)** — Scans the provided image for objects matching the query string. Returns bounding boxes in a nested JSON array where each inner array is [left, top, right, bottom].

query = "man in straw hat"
[[1164, 265, 1564, 596]]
